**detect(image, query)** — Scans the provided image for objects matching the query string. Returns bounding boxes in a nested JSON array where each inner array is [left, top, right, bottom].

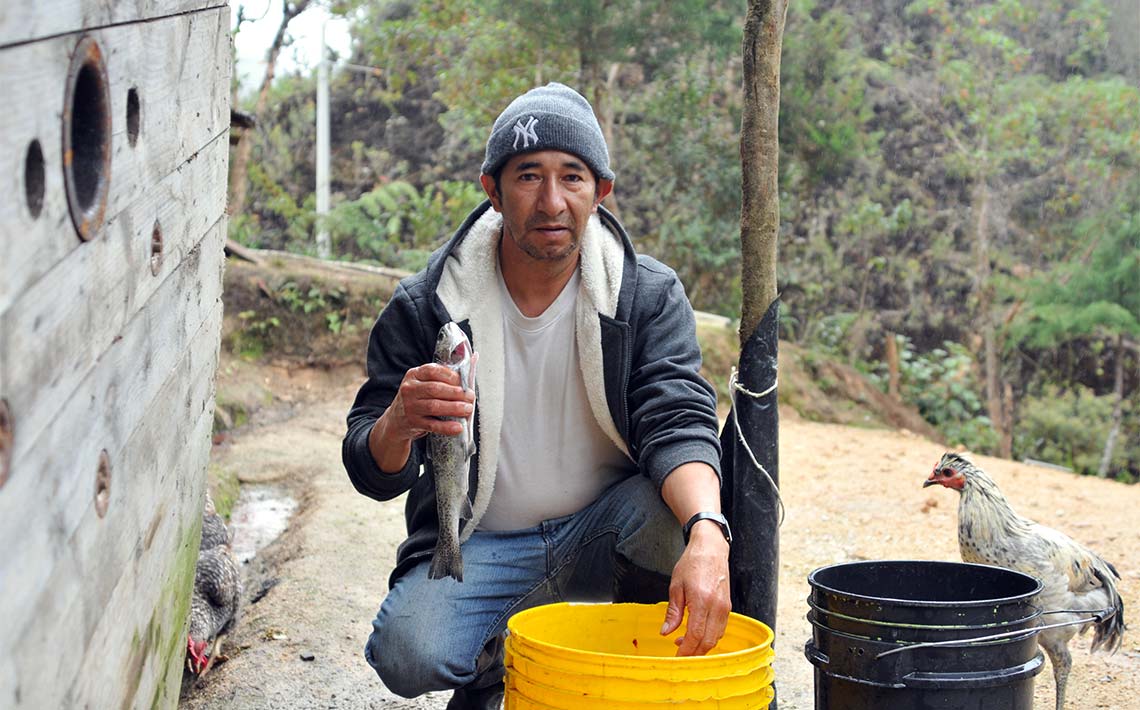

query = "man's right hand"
[[368, 363, 475, 473]]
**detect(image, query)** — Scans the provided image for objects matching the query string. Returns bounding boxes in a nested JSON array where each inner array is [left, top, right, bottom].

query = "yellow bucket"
[[504, 602, 775, 709]]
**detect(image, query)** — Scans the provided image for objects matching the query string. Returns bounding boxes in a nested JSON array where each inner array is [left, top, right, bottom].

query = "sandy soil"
[[180, 365, 1139, 709]]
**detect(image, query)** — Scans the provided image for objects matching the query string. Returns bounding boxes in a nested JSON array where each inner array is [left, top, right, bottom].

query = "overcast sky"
[[231, 2, 352, 94]]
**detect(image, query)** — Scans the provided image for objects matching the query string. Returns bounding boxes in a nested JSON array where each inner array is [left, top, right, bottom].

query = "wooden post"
[[886, 331, 900, 400]]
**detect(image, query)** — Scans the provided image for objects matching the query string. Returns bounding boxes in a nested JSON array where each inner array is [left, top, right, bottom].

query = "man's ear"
[[479, 174, 502, 212], [594, 179, 614, 210]]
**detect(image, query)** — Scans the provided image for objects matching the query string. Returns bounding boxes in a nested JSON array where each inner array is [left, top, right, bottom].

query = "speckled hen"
[[187, 493, 242, 677], [925, 452, 1126, 710]]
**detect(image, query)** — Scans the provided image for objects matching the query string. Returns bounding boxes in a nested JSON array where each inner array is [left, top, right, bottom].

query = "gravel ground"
[[180, 367, 1139, 709]]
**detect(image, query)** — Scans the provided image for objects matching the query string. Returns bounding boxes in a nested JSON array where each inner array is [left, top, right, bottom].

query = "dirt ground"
[[180, 362, 1139, 709]]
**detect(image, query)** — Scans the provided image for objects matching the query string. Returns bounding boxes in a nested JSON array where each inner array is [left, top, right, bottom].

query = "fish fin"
[[428, 546, 464, 582], [460, 494, 473, 521]]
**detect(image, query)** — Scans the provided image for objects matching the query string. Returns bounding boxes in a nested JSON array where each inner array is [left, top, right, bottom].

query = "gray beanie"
[[481, 83, 614, 181]]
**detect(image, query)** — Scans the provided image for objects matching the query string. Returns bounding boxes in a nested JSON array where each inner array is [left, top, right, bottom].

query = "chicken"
[[200, 491, 232, 550], [925, 452, 1126, 710], [187, 493, 242, 677]]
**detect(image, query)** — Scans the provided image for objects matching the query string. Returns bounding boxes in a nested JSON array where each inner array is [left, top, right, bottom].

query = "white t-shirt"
[[477, 267, 634, 531]]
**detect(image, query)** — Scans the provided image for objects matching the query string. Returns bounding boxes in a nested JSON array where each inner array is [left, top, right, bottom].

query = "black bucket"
[[805, 560, 1045, 710]]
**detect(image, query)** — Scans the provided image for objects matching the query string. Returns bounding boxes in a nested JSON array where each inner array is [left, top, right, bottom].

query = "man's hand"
[[660, 522, 731, 656], [658, 462, 731, 656], [368, 362, 475, 473]]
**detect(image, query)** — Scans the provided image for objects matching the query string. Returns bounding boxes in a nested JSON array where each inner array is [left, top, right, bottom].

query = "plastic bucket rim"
[[506, 602, 775, 666], [807, 559, 1043, 609], [806, 597, 1044, 631]]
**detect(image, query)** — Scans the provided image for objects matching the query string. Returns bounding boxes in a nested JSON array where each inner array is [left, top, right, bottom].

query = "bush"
[[872, 336, 999, 452], [324, 179, 484, 269], [1014, 384, 1131, 478]]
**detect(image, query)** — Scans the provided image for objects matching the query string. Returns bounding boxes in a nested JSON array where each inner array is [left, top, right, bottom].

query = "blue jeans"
[[365, 474, 682, 697]]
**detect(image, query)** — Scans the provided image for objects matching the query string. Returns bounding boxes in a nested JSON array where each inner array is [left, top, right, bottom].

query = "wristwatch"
[[682, 511, 732, 546]]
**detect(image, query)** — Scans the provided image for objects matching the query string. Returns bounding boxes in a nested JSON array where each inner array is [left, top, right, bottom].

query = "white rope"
[[729, 366, 785, 527]]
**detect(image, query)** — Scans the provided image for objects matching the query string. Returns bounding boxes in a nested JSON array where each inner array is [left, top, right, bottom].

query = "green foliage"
[[1014, 384, 1130, 477], [1010, 189, 1140, 349], [484, 0, 737, 71], [234, 158, 317, 252], [780, 2, 880, 183], [277, 281, 345, 315], [231, 310, 281, 361], [623, 54, 743, 316], [872, 336, 1000, 452], [352, 0, 577, 167], [324, 179, 484, 270]]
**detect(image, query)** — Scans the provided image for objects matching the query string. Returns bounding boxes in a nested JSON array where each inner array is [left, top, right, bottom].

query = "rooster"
[[187, 492, 242, 677], [925, 452, 1126, 710]]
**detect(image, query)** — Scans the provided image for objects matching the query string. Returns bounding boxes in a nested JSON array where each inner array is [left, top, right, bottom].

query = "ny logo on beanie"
[[512, 116, 539, 149]]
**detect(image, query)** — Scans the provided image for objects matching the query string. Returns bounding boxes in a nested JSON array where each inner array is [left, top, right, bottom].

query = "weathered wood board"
[[0, 0, 226, 48], [0, 2, 230, 708]]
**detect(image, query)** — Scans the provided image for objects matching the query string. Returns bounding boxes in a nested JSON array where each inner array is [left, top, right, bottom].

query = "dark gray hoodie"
[[342, 201, 720, 586]]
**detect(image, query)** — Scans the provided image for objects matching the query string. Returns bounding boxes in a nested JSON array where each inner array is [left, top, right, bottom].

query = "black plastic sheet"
[[720, 298, 780, 707]]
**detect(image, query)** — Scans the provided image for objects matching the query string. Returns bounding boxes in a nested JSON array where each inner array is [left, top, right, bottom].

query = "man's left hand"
[[660, 520, 731, 656]]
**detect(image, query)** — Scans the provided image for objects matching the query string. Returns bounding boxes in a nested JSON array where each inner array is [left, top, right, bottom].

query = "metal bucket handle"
[[875, 606, 1118, 660]]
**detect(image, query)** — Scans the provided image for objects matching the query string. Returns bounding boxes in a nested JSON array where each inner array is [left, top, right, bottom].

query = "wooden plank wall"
[[0, 1, 225, 48], [0, 2, 230, 708]]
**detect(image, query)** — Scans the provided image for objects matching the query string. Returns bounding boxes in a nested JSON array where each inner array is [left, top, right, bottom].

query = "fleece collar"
[[435, 204, 630, 540]]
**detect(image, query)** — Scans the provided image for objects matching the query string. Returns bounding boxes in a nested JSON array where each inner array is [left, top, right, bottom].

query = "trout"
[[427, 321, 476, 581]]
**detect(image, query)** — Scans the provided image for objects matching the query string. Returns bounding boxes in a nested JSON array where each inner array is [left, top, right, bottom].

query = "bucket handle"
[[875, 606, 1118, 660]]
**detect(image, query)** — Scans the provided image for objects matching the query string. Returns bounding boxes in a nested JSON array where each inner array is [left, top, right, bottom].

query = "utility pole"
[[315, 18, 331, 259]]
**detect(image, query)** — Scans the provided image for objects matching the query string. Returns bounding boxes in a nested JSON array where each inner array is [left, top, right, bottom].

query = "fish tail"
[[428, 539, 464, 582]]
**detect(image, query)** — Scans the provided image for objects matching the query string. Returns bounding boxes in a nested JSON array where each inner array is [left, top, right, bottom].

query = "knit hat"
[[481, 83, 614, 181]]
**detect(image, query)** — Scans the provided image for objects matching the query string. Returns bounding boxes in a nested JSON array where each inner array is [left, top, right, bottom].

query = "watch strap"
[[682, 511, 732, 545]]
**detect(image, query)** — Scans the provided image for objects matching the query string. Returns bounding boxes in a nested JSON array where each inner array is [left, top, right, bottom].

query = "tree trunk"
[[228, 0, 312, 217], [739, 0, 786, 342], [972, 178, 1011, 457], [727, 3, 787, 686], [1097, 334, 1126, 478]]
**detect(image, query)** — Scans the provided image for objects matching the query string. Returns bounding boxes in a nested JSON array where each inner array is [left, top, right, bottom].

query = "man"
[[343, 83, 731, 709]]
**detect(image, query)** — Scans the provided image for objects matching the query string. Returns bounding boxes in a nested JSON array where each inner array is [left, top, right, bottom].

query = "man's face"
[[480, 150, 613, 265]]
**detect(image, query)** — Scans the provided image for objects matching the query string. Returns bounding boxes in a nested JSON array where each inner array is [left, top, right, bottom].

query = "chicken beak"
[[923, 477, 939, 488]]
